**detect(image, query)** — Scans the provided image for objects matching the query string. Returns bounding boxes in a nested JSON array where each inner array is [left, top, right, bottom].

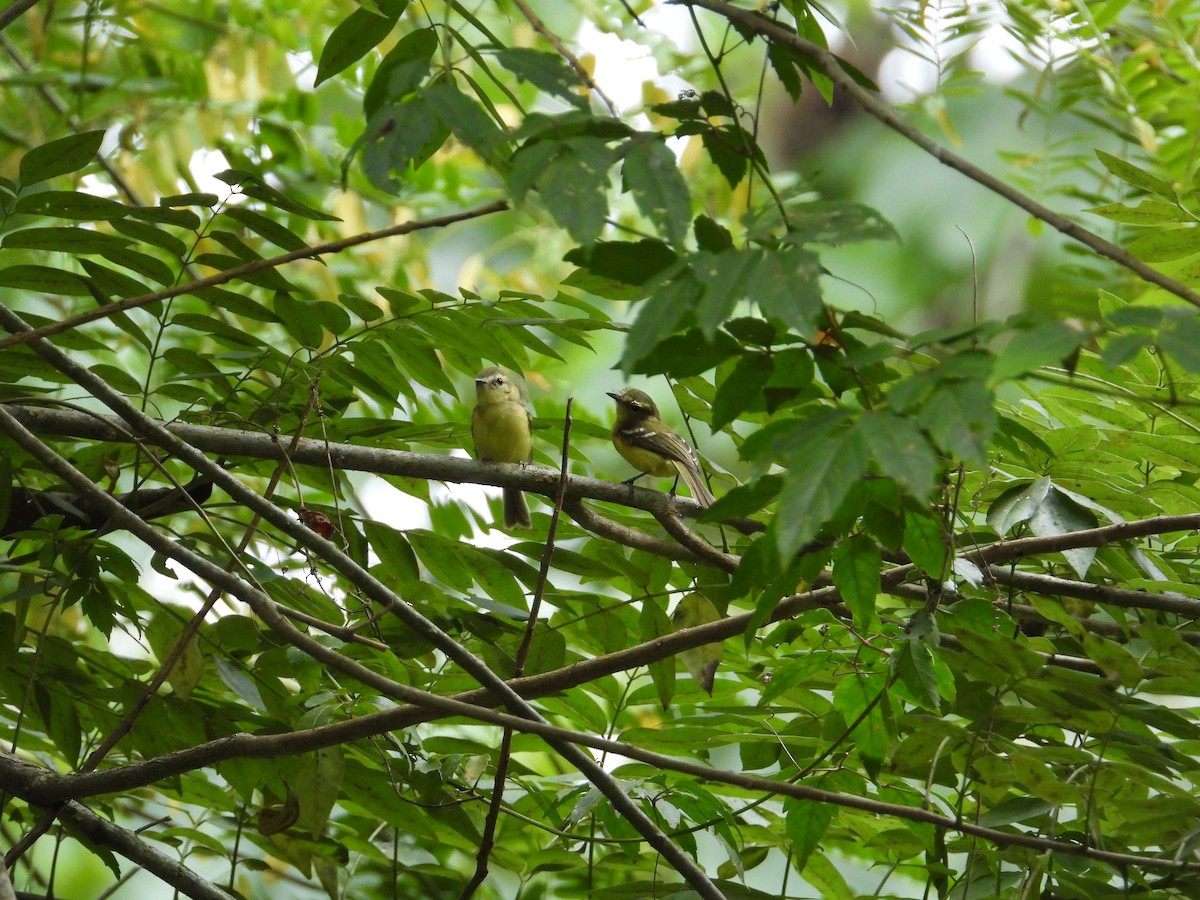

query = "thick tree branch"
[[987, 566, 1200, 617], [2, 402, 747, 563], [24, 792, 230, 900], [0, 577, 1123, 808], [654, 505, 740, 572], [680, 0, 1200, 309], [967, 516, 1200, 564]]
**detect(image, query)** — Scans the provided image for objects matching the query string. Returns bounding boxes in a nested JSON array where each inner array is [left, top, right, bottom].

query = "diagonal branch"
[[0, 200, 511, 351], [0, 0, 38, 36], [509, 0, 619, 117], [679, 0, 1200, 309]]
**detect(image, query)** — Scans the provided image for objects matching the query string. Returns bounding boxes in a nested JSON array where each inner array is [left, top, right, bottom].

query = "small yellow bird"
[[607, 387, 715, 507], [471, 366, 532, 528]]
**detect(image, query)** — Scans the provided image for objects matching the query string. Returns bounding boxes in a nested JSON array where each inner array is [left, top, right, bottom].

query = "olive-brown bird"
[[607, 387, 715, 507], [471, 366, 532, 528]]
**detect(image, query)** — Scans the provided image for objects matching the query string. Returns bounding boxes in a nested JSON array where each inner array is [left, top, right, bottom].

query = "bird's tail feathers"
[[503, 488, 532, 528], [672, 460, 716, 507]]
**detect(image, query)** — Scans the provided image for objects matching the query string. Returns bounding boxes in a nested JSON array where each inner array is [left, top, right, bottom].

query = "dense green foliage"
[[4, 1, 1200, 898]]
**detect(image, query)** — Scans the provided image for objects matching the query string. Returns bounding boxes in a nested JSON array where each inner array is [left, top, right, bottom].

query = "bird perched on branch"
[[607, 387, 715, 507], [471, 366, 533, 528]]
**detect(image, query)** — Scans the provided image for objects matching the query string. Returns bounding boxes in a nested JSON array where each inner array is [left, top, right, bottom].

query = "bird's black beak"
[[606, 391, 620, 401]]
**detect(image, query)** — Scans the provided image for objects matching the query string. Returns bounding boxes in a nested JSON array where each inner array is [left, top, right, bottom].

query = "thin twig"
[[461, 398, 574, 899], [509, 0, 619, 117], [654, 505, 739, 571], [0, 200, 511, 351], [0, 34, 143, 204]]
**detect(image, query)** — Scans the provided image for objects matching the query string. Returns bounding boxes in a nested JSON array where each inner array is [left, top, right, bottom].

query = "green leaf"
[[766, 41, 806, 102], [694, 215, 733, 252], [1158, 314, 1200, 373], [987, 479, 1098, 577], [363, 27, 438, 115], [14, 190, 129, 220], [700, 474, 782, 523], [918, 378, 996, 465], [618, 281, 696, 371], [425, 81, 508, 168], [1095, 149, 1174, 198], [0, 265, 90, 295], [854, 411, 939, 498], [34, 684, 81, 765], [987, 477, 1051, 534], [627, 326, 740, 377], [1127, 227, 1200, 262], [214, 657, 266, 711], [622, 137, 691, 248], [19, 131, 105, 185], [2, 226, 130, 253], [362, 97, 446, 191], [799, 853, 854, 900], [892, 638, 941, 710], [1081, 632, 1143, 688], [535, 138, 614, 243], [161, 192, 219, 207], [785, 200, 898, 246], [275, 296, 325, 348], [496, 47, 588, 110], [754, 246, 824, 334], [776, 418, 868, 557], [693, 249, 759, 338], [216, 170, 338, 221], [562, 239, 678, 301], [783, 797, 834, 871], [832, 671, 888, 780], [315, 0, 409, 87], [711, 352, 773, 430], [702, 126, 750, 188], [991, 321, 1088, 384], [222, 208, 310, 252], [903, 511, 946, 576], [832, 533, 880, 630], [111, 218, 187, 257], [642, 597, 675, 709], [1085, 200, 1188, 224], [295, 746, 345, 835]]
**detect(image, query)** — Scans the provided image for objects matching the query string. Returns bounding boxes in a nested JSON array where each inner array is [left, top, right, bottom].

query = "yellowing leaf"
[[672, 592, 724, 695]]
